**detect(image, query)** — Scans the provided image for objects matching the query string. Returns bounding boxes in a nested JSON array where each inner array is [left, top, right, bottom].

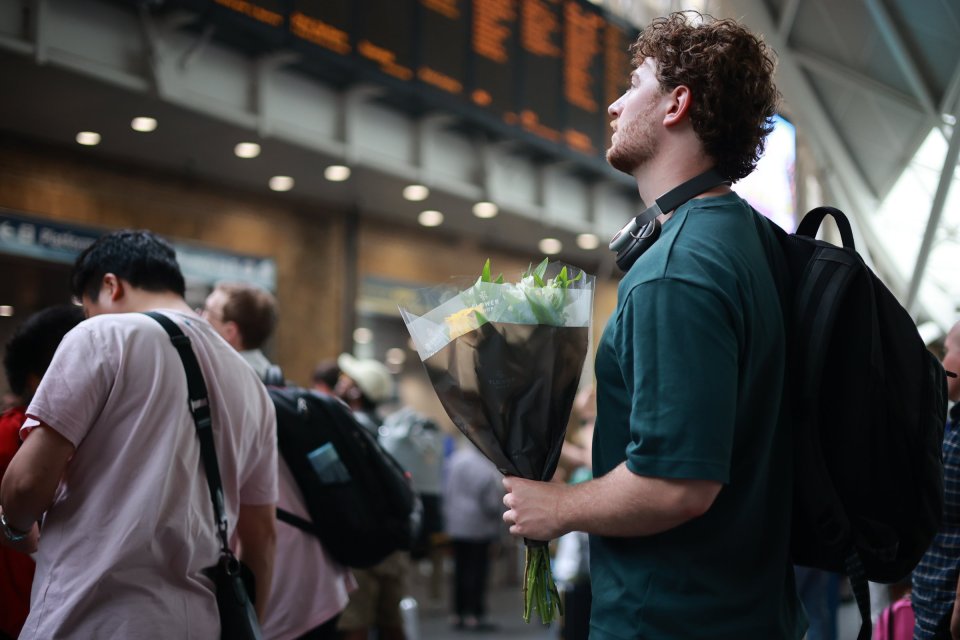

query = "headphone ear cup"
[[614, 219, 662, 272]]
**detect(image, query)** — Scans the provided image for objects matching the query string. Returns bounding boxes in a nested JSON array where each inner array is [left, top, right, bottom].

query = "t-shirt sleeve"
[[617, 278, 739, 483], [238, 384, 279, 506], [23, 323, 116, 448]]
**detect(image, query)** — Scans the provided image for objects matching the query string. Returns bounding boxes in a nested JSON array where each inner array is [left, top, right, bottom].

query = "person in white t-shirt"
[[203, 280, 355, 640], [0, 230, 279, 639]]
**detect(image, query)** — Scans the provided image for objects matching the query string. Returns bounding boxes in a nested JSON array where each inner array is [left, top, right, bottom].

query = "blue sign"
[[0, 210, 277, 291]]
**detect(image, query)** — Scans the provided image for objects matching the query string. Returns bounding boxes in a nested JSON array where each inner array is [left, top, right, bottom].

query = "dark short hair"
[[4, 305, 85, 397], [71, 230, 186, 301], [312, 359, 341, 388], [215, 282, 278, 350], [631, 12, 781, 181]]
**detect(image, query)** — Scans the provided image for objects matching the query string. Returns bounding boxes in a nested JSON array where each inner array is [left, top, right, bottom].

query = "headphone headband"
[[609, 168, 731, 270]]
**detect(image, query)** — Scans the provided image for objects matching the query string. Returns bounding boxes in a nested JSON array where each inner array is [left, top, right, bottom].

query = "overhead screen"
[[732, 114, 798, 231], [187, 0, 638, 165]]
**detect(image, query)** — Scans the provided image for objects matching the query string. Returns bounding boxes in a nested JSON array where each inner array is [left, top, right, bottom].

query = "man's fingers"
[[502, 476, 514, 491]]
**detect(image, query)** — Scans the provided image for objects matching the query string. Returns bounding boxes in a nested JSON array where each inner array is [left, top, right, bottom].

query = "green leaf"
[[481, 258, 492, 283], [495, 274, 504, 284], [533, 257, 549, 282], [473, 309, 488, 326], [533, 273, 545, 288]]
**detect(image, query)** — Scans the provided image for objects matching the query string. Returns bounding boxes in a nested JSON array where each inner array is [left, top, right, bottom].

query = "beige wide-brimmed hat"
[[337, 353, 394, 404]]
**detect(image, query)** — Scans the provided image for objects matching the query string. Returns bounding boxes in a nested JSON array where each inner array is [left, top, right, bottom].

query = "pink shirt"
[[19, 310, 278, 640], [261, 459, 355, 640]]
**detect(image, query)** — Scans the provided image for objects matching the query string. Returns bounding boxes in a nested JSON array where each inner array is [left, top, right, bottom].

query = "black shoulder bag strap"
[[143, 311, 262, 640], [145, 311, 231, 554]]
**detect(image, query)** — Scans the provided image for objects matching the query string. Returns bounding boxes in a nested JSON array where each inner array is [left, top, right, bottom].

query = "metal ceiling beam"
[[29, 0, 47, 65], [906, 111, 960, 312], [942, 58, 960, 120], [864, 0, 941, 125], [726, 0, 915, 299], [792, 47, 923, 113], [778, 0, 802, 40]]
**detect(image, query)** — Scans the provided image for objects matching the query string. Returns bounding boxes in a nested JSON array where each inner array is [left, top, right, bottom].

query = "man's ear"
[[222, 321, 243, 350], [102, 273, 125, 302], [663, 85, 692, 127]]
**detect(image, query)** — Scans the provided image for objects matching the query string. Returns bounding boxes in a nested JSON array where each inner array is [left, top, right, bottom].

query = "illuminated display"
[[603, 22, 634, 150], [472, 0, 518, 120], [420, 0, 468, 95], [180, 0, 639, 163], [519, 0, 563, 142], [563, 1, 605, 154], [358, 0, 415, 81], [291, 0, 352, 55]]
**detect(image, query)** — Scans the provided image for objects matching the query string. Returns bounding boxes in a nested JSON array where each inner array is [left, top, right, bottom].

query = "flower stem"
[[522, 542, 563, 624]]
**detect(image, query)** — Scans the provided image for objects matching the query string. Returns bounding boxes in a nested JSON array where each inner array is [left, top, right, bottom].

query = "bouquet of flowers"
[[400, 258, 594, 624]]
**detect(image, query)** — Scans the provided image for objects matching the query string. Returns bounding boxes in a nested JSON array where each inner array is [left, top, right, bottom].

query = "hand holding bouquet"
[[401, 259, 594, 624]]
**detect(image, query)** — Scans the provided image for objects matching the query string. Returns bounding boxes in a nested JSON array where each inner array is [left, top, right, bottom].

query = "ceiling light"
[[0, 305, 13, 317], [353, 327, 373, 344], [576, 233, 600, 250], [418, 210, 444, 227], [234, 142, 261, 159], [131, 117, 157, 132], [385, 347, 407, 365], [76, 131, 101, 146], [403, 184, 430, 201], [539, 238, 562, 255], [269, 176, 295, 192], [473, 201, 499, 219], [324, 165, 351, 182]]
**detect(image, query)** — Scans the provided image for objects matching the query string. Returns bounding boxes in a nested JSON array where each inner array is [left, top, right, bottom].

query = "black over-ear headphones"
[[609, 168, 731, 272]]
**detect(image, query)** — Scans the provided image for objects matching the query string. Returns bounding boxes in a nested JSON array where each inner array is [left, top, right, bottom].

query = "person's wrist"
[[0, 512, 31, 542]]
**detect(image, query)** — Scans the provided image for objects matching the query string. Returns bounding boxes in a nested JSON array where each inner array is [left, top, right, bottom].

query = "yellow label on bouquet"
[[444, 305, 485, 340]]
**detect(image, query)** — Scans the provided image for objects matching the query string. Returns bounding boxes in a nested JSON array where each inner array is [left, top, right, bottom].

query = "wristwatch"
[[0, 513, 30, 542]]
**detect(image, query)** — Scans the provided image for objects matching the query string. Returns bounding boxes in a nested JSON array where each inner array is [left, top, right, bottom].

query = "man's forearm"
[[236, 504, 277, 621], [560, 463, 721, 537], [1, 425, 74, 531], [504, 462, 722, 541]]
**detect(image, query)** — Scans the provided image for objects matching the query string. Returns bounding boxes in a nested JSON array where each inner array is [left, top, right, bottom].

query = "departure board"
[[472, 0, 519, 121], [563, 0, 605, 154], [420, 0, 469, 96], [518, 0, 563, 143], [290, 0, 352, 56], [185, 0, 638, 163]]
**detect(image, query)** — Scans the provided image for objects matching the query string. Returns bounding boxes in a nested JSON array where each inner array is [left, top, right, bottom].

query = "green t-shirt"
[[590, 193, 805, 639]]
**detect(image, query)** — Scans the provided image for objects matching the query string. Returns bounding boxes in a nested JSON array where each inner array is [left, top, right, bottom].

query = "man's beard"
[[606, 107, 658, 175]]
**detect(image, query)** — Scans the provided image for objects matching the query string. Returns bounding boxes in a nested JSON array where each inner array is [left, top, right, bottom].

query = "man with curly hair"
[[502, 12, 804, 639]]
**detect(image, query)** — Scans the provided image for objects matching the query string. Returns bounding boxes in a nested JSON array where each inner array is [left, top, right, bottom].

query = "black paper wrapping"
[[424, 321, 589, 482]]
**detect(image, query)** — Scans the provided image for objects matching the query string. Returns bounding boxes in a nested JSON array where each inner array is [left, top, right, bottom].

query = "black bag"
[[755, 209, 947, 640], [269, 386, 422, 568], [205, 555, 260, 640], [145, 312, 263, 640]]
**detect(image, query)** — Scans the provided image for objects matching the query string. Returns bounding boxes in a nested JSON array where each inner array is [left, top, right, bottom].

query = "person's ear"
[[102, 273, 125, 302], [663, 85, 692, 128], [222, 321, 242, 349]]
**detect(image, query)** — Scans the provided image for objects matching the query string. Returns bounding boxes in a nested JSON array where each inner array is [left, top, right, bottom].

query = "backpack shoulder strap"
[[276, 508, 315, 534], [262, 364, 285, 387]]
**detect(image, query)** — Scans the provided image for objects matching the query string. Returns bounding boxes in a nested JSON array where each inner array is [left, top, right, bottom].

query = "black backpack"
[[268, 386, 422, 569], [755, 207, 947, 640]]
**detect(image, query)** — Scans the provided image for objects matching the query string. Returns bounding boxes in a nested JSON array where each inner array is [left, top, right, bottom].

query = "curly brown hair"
[[631, 12, 781, 181]]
